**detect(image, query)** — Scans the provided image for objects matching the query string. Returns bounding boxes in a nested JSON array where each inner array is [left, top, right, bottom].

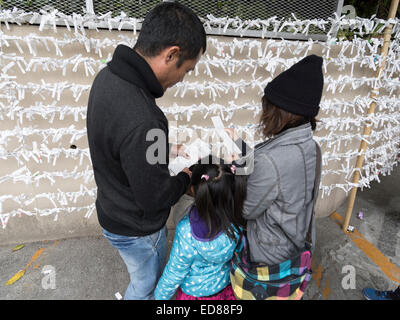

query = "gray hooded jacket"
[[235, 123, 321, 265]]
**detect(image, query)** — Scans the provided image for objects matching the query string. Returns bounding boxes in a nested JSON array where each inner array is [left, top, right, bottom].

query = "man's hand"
[[181, 167, 192, 178], [170, 144, 190, 159]]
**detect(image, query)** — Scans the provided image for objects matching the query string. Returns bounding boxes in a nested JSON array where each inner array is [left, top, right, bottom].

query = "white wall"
[[1, 20, 399, 245]]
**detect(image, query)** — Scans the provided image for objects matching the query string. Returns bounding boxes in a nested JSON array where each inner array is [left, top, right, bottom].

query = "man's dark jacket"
[[87, 44, 190, 236]]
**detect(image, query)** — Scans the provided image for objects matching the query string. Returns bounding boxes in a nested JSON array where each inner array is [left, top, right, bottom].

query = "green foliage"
[[344, 0, 400, 18], [339, 1, 399, 40]]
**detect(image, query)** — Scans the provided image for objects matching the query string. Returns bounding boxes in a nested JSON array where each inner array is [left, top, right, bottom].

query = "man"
[[86, 2, 206, 300]]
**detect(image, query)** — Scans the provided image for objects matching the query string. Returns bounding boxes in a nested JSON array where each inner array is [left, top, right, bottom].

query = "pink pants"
[[176, 284, 237, 300]]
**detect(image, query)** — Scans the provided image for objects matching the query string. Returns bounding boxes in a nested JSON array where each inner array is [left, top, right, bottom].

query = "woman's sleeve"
[[241, 153, 279, 220], [154, 220, 194, 300]]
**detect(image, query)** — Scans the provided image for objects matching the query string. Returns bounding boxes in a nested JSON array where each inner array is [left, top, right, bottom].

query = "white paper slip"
[[184, 139, 211, 161], [169, 139, 211, 175], [211, 116, 242, 154], [169, 157, 192, 176]]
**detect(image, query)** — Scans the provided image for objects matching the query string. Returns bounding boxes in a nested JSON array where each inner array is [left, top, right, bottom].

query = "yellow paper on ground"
[[6, 270, 25, 286], [12, 244, 24, 252]]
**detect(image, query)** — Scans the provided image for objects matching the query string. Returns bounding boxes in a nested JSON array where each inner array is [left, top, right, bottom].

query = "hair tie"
[[230, 165, 236, 175], [201, 174, 209, 181]]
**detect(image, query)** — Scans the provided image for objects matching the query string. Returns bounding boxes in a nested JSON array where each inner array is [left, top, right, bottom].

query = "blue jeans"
[[103, 226, 168, 300]]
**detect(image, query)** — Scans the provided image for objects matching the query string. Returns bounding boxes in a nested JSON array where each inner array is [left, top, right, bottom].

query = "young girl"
[[154, 161, 247, 300], [229, 55, 323, 266]]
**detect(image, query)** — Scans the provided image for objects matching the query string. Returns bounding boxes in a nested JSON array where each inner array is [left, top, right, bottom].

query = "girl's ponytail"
[[195, 170, 220, 239], [191, 161, 247, 241]]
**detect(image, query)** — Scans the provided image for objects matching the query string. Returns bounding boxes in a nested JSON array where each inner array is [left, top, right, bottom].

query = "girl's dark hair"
[[260, 96, 317, 138], [134, 2, 206, 67], [190, 162, 247, 241]]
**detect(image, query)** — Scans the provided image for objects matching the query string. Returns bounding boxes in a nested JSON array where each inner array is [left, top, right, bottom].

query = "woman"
[[228, 55, 324, 266]]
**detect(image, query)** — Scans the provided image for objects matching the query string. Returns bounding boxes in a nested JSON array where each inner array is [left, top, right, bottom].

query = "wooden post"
[[342, 0, 399, 232]]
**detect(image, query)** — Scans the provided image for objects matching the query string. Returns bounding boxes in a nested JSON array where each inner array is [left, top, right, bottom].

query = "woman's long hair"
[[190, 161, 247, 241]]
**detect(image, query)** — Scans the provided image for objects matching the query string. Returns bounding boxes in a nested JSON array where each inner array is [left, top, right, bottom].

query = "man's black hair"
[[134, 2, 206, 67]]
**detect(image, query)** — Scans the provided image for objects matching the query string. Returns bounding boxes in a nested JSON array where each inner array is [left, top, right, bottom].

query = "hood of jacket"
[[188, 206, 239, 264]]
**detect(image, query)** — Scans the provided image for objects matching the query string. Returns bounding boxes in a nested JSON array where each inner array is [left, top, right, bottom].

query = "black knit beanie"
[[263, 55, 324, 118]]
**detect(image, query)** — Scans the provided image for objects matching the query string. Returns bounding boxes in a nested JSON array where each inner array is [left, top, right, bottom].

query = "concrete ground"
[[0, 165, 399, 300]]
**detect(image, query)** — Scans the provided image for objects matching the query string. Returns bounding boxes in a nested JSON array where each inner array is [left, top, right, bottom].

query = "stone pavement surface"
[[0, 165, 399, 300]]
